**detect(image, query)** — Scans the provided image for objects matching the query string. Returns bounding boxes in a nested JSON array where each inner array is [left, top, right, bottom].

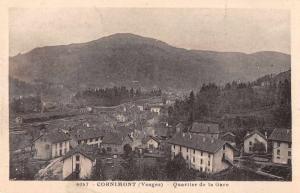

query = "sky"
[[9, 8, 290, 56]]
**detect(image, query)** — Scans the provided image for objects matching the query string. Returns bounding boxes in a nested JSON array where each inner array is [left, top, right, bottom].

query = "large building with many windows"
[[269, 128, 292, 165], [33, 130, 71, 160], [168, 133, 234, 174]]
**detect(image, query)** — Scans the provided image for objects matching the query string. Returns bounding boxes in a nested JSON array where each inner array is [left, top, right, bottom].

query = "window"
[[200, 159, 203, 164], [78, 140, 81, 144], [249, 147, 252, 151], [187, 148, 189, 152], [193, 149, 195, 154], [107, 147, 112, 152], [208, 154, 211, 158], [288, 151, 291, 156], [59, 149, 62, 156], [173, 145, 175, 149], [45, 144, 50, 150], [208, 161, 210, 166], [200, 167, 202, 172], [223, 145, 225, 150], [249, 141, 252, 146], [186, 156, 189, 160], [277, 149, 280, 155], [179, 146, 182, 152], [193, 157, 195, 162], [277, 142, 281, 147], [75, 163, 80, 171], [76, 155, 80, 161], [201, 151, 203, 156], [277, 156, 280, 159], [288, 143, 291, 148], [89, 139, 93, 143], [84, 140, 87, 143]]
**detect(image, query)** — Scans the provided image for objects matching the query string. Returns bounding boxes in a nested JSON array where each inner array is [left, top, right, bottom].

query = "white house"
[[269, 128, 292, 165], [143, 136, 160, 149], [150, 106, 161, 115], [243, 130, 267, 154], [33, 130, 71, 160], [62, 145, 97, 180], [74, 128, 105, 148], [137, 105, 144, 111], [168, 133, 235, 174]]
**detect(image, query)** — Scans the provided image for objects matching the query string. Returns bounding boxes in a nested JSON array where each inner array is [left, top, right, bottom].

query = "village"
[[9, 87, 292, 181]]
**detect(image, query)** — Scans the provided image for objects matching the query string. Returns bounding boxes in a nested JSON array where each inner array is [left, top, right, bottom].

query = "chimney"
[[211, 138, 214, 143], [189, 134, 192, 140], [183, 133, 185, 137], [203, 137, 206, 142]]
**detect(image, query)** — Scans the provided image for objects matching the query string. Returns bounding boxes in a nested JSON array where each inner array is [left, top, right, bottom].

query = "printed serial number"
[[76, 182, 89, 187]]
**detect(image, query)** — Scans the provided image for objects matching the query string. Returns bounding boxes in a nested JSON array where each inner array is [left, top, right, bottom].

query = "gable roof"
[[34, 130, 71, 144], [222, 132, 236, 137], [243, 130, 267, 141], [73, 127, 106, 140], [142, 135, 160, 144], [190, 122, 219, 134], [167, 133, 228, 154], [102, 132, 131, 145], [269, 128, 291, 143], [62, 144, 97, 161]]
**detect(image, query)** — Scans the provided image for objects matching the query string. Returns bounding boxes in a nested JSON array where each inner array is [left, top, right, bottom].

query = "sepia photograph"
[[8, 7, 292, 182]]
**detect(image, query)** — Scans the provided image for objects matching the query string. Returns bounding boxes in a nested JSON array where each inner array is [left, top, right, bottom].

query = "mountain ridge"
[[10, 33, 291, 90]]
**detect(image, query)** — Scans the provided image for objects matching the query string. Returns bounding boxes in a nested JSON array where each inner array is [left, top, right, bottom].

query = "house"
[[189, 122, 220, 139], [175, 122, 185, 133], [221, 132, 236, 146], [168, 133, 234, 174], [269, 128, 292, 165], [101, 132, 132, 155], [243, 130, 267, 154], [74, 128, 105, 148], [143, 136, 160, 150], [116, 114, 126, 122], [33, 130, 71, 160], [137, 105, 144, 111], [150, 106, 161, 115], [62, 144, 97, 180]]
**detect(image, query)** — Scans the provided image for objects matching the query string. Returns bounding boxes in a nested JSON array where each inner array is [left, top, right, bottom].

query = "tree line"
[[167, 78, 291, 129], [74, 86, 162, 106]]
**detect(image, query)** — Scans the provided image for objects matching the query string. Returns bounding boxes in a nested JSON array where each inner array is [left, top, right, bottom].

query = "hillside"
[[10, 33, 291, 90]]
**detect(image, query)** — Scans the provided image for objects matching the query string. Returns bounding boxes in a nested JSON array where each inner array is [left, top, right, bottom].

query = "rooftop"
[[269, 128, 291, 143], [62, 144, 97, 161], [190, 122, 220, 134], [244, 130, 267, 141], [168, 133, 228, 154], [33, 129, 71, 144], [102, 131, 131, 145]]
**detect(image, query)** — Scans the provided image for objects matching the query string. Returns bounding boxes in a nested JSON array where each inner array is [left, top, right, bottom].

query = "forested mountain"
[[10, 33, 290, 90], [167, 70, 291, 130]]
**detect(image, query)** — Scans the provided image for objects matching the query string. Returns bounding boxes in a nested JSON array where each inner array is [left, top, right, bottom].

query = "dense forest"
[[167, 74, 291, 130], [10, 95, 42, 114], [73, 86, 162, 106]]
